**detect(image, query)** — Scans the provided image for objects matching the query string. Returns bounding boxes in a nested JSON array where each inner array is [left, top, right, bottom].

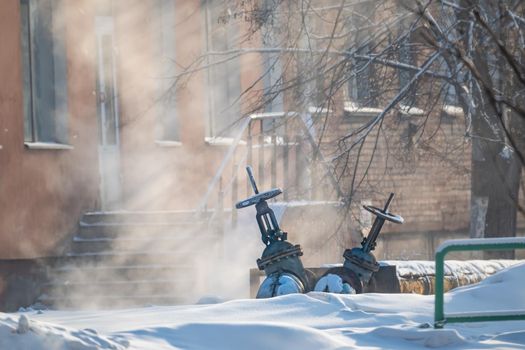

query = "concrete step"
[[48, 263, 195, 283], [69, 233, 218, 255], [41, 258, 211, 308], [81, 210, 211, 225], [41, 210, 219, 309], [64, 246, 220, 265], [76, 221, 208, 239], [42, 278, 189, 299]]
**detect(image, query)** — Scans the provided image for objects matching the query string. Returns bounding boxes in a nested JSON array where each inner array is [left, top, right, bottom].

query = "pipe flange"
[[343, 248, 380, 273], [257, 244, 303, 270]]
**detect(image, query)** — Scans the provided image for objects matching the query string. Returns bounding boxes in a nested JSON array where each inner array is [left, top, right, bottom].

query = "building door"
[[95, 16, 121, 210]]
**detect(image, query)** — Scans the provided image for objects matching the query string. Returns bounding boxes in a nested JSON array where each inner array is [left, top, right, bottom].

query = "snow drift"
[[1, 262, 524, 349]]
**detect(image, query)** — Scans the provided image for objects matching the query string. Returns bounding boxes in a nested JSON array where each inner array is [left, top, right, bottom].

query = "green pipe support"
[[434, 238, 525, 328]]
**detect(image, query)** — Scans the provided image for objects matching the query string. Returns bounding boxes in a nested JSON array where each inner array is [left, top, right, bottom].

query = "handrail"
[[434, 237, 525, 328], [197, 116, 251, 213], [197, 112, 296, 214], [197, 110, 345, 216], [299, 112, 345, 200], [250, 111, 297, 120]]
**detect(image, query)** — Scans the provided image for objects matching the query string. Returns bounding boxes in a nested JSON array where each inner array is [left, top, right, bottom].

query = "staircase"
[[39, 211, 217, 308]]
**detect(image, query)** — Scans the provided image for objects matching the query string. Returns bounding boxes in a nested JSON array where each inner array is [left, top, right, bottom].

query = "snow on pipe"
[[391, 260, 520, 295]]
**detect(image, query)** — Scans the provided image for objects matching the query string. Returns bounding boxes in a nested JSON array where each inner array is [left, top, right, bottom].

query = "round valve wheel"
[[235, 188, 282, 209], [363, 205, 404, 224]]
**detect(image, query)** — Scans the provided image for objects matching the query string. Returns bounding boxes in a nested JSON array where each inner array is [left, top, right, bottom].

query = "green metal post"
[[434, 250, 445, 328], [434, 238, 525, 328]]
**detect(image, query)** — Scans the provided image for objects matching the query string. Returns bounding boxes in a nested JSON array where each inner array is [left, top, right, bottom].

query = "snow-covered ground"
[[2, 262, 525, 350]]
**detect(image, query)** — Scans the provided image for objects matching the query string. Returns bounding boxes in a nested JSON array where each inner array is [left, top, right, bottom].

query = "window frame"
[[20, 0, 69, 147], [203, 0, 242, 138], [154, 0, 180, 144], [346, 2, 378, 109]]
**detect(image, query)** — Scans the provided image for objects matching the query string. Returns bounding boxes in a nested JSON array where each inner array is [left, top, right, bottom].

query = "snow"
[[307, 106, 332, 114], [381, 259, 519, 278], [203, 137, 247, 146], [0, 313, 129, 350], [500, 146, 514, 160], [314, 274, 355, 294], [442, 105, 463, 118], [344, 101, 383, 117], [257, 273, 304, 298], [443, 260, 525, 316], [399, 104, 425, 116], [249, 111, 297, 119], [2, 262, 524, 349]]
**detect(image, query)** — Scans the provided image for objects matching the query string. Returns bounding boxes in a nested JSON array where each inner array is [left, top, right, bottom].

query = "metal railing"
[[434, 237, 525, 328], [197, 110, 343, 227]]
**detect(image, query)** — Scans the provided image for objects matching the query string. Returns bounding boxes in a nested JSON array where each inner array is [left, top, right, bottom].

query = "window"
[[398, 36, 416, 106], [437, 57, 463, 120], [438, 57, 459, 106], [443, 82, 459, 105], [20, 0, 68, 144], [204, 0, 241, 138], [348, 45, 376, 107], [155, 0, 179, 143], [347, 3, 377, 108], [262, 55, 283, 113], [259, 0, 285, 135], [261, 0, 283, 114]]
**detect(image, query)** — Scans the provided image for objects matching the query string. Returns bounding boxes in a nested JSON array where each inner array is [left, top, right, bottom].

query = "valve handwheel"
[[363, 205, 404, 224], [235, 188, 282, 209], [360, 193, 404, 254]]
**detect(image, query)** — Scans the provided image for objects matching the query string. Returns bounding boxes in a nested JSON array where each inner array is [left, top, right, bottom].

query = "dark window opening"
[[20, 0, 68, 144], [205, 0, 241, 138]]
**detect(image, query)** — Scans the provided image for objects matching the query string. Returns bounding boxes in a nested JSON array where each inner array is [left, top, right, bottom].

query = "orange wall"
[[0, 0, 100, 258], [0, 0, 267, 260], [0, 0, 496, 260]]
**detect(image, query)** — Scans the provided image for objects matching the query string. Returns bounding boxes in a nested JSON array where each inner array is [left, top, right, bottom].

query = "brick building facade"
[[0, 0, 523, 267]]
